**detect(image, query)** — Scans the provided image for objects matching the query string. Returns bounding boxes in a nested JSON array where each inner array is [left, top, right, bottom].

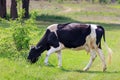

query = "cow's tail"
[[102, 27, 112, 64]]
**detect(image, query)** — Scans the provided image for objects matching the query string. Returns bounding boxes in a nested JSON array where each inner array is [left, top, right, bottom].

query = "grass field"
[[0, 1, 120, 80]]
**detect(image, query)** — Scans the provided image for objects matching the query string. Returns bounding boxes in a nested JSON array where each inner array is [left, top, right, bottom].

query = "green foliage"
[[0, 37, 17, 57], [0, 26, 20, 60], [10, 11, 38, 51], [12, 22, 30, 51]]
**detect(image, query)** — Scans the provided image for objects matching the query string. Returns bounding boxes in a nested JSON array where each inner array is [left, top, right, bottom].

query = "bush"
[[12, 23, 30, 51], [11, 11, 38, 51], [0, 9, 39, 59]]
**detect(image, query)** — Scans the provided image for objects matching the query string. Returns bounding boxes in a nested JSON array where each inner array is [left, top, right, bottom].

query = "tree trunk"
[[0, 0, 6, 18], [10, 0, 18, 19], [22, 0, 30, 18]]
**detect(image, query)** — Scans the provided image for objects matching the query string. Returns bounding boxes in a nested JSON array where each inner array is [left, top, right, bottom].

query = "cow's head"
[[27, 46, 39, 63], [27, 46, 46, 63]]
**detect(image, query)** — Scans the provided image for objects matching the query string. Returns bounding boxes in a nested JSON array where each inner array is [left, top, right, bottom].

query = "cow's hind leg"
[[83, 50, 97, 71], [97, 48, 107, 72]]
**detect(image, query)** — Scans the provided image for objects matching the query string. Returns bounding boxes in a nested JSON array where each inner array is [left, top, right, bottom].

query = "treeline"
[[0, 0, 120, 19], [0, 0, 29, 19]]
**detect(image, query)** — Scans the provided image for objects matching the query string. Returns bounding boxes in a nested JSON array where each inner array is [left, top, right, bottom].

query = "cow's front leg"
[[83, 50, 97, 71], [44, 47, 62, 66], [44, 47, 55, 65], [56, 50, 62, 67]]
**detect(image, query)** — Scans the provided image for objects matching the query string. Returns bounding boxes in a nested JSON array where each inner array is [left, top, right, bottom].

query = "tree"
[[22, 0, 30, 18], [0, 0, 6, 18], [10, 0, 18, 19]]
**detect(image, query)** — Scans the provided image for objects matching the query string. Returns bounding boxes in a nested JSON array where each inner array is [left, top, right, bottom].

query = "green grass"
[[1, 1, 120, 80]]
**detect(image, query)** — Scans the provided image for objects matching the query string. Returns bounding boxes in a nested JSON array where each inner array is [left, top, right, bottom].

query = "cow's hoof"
[[45, 63, 49, 66], [58, 65, 62, 68], [83, 68, 89, 71]]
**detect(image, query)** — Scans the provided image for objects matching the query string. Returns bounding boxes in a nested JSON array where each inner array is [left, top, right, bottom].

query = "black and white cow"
[[27, 23, 112, 71]]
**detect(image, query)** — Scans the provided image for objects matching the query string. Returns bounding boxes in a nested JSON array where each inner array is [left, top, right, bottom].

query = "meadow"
[[0, 1, 120, 80]]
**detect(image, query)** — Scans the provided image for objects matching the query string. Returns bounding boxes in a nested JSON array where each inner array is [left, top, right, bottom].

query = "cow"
[[27, 23, 112, 72]]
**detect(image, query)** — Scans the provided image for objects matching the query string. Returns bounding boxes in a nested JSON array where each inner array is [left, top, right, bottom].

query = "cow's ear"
[[47, 32, 59, 48]]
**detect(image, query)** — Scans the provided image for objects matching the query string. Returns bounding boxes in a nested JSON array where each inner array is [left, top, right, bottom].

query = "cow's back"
[[56, 23, 91, 48]]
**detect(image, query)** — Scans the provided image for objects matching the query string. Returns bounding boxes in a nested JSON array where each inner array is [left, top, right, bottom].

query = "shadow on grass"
[[36, 14, 120, 31], [46, 63, 56, 67], [75, 70, 120, 74], [60, 67, 120, 74], [36, 14, 79, 23]]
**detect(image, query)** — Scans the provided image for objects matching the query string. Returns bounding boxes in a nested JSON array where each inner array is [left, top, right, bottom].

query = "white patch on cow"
[[90, 24, 97, 38], [90, 24, 97, 29], [47, 24, 58, 30], [47, 24, 58, 38], [47, 24, 58, 32], [85, 24, 98, 50]]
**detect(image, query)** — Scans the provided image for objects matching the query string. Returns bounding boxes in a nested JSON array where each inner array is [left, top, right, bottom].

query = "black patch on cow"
[[47, 32, 59, 48], [36, 29, 51, 50], [56, 23, 91, 48], [37, 29, 59, 49], [96, 25, 105, 49]]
